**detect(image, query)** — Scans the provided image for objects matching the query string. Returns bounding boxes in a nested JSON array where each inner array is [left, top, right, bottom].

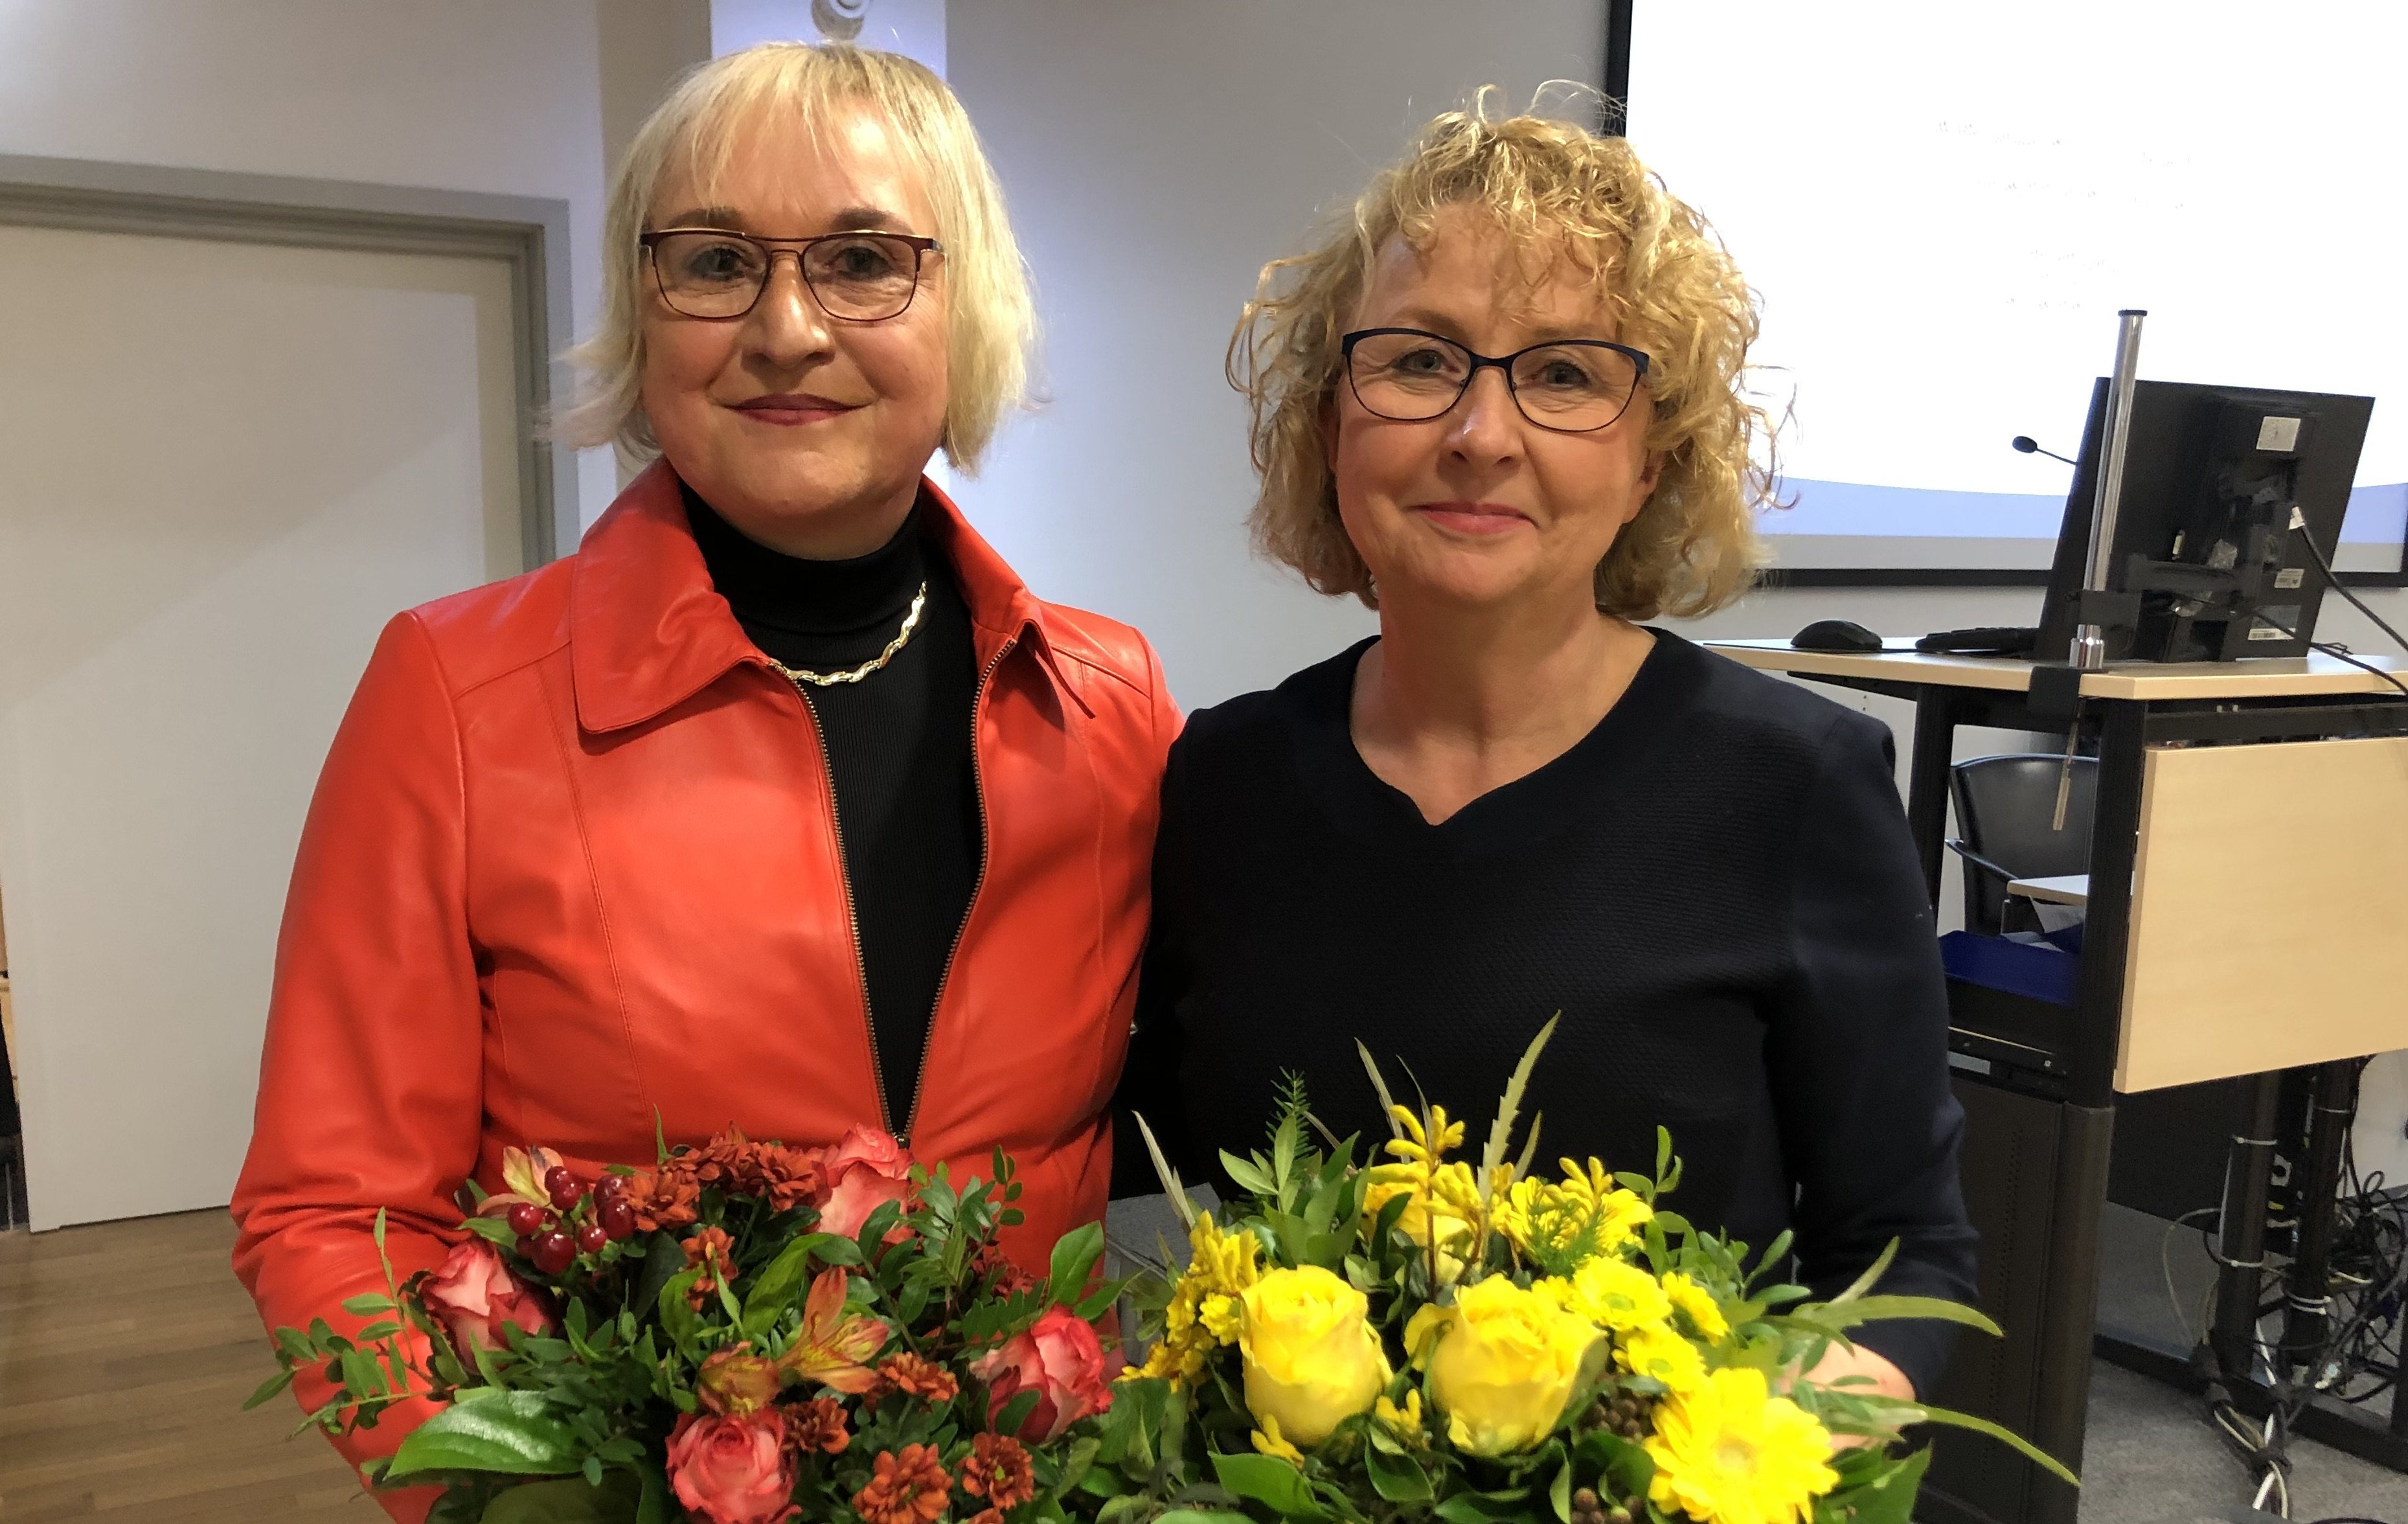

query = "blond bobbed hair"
[[557, 43, 1034, 471], [1234, 97, 1773, 619]]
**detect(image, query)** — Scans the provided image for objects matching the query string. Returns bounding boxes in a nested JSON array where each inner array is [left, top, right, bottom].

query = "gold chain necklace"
[[771, 581, 930, 688]]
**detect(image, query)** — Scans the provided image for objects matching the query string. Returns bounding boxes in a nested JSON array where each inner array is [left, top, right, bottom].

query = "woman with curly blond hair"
[[1116, 103, 1975, 1403]]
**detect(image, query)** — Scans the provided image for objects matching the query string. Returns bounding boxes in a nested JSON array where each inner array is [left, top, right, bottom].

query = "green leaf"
[[620, 1233, 680, 1324], [1153, 1512, 1252, 1524], [243, 1369, 295, 1409], [1860, 1397, 2077, 1486], [1797, 1295, 2002, 1337], [1573, 1430, 1653, 1498], [1549, 1457, 1572, 1523], [1364, 1440, 1433, 1503], [1480, 1015, 1558, 1196], [1827, 1446, 1929, 1524], [1057, 1435, 1102, 1493], [740, 1237, 819, 1337], [342, 1293, 397, 1316], [1827, 1240, 1900, 1306], [479, 1470, 642, 1522], [1049, 1222, 1106, 1306], [463, 1216, 519, 1249], [1210, 1452, 1332, 1523], [996, 1387, 1044, 1442], [385, 1391, 582, 1479], [1220, 1151, 1277, 1198]]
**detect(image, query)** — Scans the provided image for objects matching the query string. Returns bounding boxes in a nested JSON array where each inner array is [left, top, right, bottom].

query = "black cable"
[[2291, 517, 2408, 699]]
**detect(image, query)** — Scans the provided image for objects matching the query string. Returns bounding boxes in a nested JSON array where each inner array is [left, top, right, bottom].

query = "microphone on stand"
[[2012, 435, 2078, 466]]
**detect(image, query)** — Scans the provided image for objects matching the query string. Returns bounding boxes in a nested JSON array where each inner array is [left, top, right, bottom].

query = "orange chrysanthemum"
[[852, 1443, 951, 1524], [685, 1225, 736, 1310], [627, 1161, 701, 1232], [782, 1396, 850, 1456], [871, 1352, 960, 1406], [753, 1143, 826, 1212], [959, 1432, 1036, 1510], [965, 1510, 1005, 1524]]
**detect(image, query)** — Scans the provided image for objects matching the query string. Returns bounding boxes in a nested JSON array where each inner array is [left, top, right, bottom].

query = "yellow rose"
[[1238, 1267, 1391, 1447], [1422, 1276, 1600, 1456]]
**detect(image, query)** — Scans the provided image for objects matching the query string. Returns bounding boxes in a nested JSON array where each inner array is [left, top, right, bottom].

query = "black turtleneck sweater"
[[686, 488, 980, 1137], [1114, 631, 1977, 1396]]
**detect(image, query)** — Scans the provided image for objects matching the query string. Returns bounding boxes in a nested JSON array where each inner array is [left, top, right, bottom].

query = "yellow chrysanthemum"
[[1494, 1161, 1653, 1266], [1662, 1271, 1731, 1342], [1541, 1256, 1672, 1332], [1644, 1367, 1839, 1524], [1617, 1321, 1707, 1392], [1251, 1413, 1305, 1464]]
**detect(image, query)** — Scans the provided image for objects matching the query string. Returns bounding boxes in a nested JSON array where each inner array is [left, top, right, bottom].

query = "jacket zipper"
[[902, 635, 1013, 1146], [795, 687, 892, 1136]]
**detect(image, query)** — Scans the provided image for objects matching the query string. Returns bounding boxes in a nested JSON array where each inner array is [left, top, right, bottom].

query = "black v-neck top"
[[1113, 631, 1978, 1394], [687, 488, 979, 1137]]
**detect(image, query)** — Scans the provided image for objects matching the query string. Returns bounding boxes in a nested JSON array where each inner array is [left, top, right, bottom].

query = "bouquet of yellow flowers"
[[1085, 1021, 2069, 1524]]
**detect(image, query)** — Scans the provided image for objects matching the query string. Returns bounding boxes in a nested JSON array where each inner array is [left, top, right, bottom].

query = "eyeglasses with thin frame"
[[1339, 328, 1652, 433], [640, 228, 945, 322]]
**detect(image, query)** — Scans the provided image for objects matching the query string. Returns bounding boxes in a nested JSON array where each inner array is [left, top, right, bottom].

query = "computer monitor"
[[2035, 379, 2373, 663]]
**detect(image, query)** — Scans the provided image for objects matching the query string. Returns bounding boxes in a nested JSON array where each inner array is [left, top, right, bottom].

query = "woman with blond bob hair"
[[1118, 102, 1975, 1404], [235, 44, 1172, 1514]]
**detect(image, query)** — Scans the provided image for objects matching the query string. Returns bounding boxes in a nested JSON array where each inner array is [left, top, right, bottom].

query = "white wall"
[[0, 0, 625, 533], [947, 0, 1607, 709]]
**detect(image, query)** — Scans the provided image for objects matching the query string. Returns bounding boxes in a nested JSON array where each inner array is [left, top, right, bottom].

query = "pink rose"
[[420, 1239, 554, 1354], [665, 1409, 799, 1524], [817, 1126, 914, 1240], [971, 1305, 1113, 1443]]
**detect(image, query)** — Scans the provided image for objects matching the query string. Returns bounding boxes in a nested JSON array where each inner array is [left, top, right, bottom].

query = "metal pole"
[[2071, 308, 2149, 670], [2282, 1060, 2361, 1383], [2210, 1071, 2284, 1382]]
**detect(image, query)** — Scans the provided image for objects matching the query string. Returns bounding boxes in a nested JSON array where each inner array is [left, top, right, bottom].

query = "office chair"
[[1948, 753, 2098, 936]]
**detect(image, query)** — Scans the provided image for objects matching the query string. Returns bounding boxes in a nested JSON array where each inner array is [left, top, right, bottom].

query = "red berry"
[[544, 1166, 583, 1211], [594, 1172, 628, 1199], [576, 1222, 609, 1255], [598, 1199, 637, 1239], [506, 1202, 546, 1238], [530, 1230, 574, 1274]]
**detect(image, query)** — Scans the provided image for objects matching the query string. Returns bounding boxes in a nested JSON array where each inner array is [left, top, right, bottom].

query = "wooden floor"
[[0, 1211, 375, 1520]]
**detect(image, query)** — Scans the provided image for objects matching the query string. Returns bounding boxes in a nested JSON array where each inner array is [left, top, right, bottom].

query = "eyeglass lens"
[[652, 231, 925, 321], [1348, 331, 1641, 431]]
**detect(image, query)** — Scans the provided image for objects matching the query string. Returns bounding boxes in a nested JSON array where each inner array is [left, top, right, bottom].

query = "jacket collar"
[[570, 459, 1053, 734]]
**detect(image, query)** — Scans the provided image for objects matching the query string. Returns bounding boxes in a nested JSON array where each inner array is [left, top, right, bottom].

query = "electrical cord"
[[2288, 511, 2408, 700]]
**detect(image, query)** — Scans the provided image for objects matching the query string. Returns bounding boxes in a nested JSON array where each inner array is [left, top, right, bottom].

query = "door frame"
[[0, 153, 578, 567]]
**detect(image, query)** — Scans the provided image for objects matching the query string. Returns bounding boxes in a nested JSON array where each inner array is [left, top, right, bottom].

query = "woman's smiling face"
[[1328, 203, 1658, 613], [640, 101, 950, 556]]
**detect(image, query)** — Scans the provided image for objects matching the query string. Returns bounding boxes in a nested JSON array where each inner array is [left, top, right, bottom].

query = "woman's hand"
[[1798, 1341, 1914, 1449]]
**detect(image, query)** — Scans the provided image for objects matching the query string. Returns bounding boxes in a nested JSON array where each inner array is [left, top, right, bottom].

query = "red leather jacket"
[[231, 463, 1173, 1514]]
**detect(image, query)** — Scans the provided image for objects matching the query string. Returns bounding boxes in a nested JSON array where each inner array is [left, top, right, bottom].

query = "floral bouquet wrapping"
[[1090, 1021, 2071, 1524], [249, 1125, 1123, 1523]]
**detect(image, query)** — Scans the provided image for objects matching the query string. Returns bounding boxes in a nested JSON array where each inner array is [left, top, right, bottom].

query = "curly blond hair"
[[1232, 99, 1773, 619], [556, 43, 1034, 472]]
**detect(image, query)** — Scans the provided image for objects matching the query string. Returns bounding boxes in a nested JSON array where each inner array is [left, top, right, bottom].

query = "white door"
[[0, 223, 526, 1229]]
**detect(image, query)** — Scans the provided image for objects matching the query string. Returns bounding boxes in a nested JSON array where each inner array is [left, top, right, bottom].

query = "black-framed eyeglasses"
[[639, 228, 944, 322], [1339, 328, 1652, 433]]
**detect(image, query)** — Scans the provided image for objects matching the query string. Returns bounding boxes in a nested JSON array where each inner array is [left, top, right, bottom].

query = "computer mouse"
[[1789, 618, 1885, 652]]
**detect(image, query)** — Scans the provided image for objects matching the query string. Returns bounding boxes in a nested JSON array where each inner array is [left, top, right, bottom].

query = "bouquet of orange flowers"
[[250, 1125, 1122, 1524]]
